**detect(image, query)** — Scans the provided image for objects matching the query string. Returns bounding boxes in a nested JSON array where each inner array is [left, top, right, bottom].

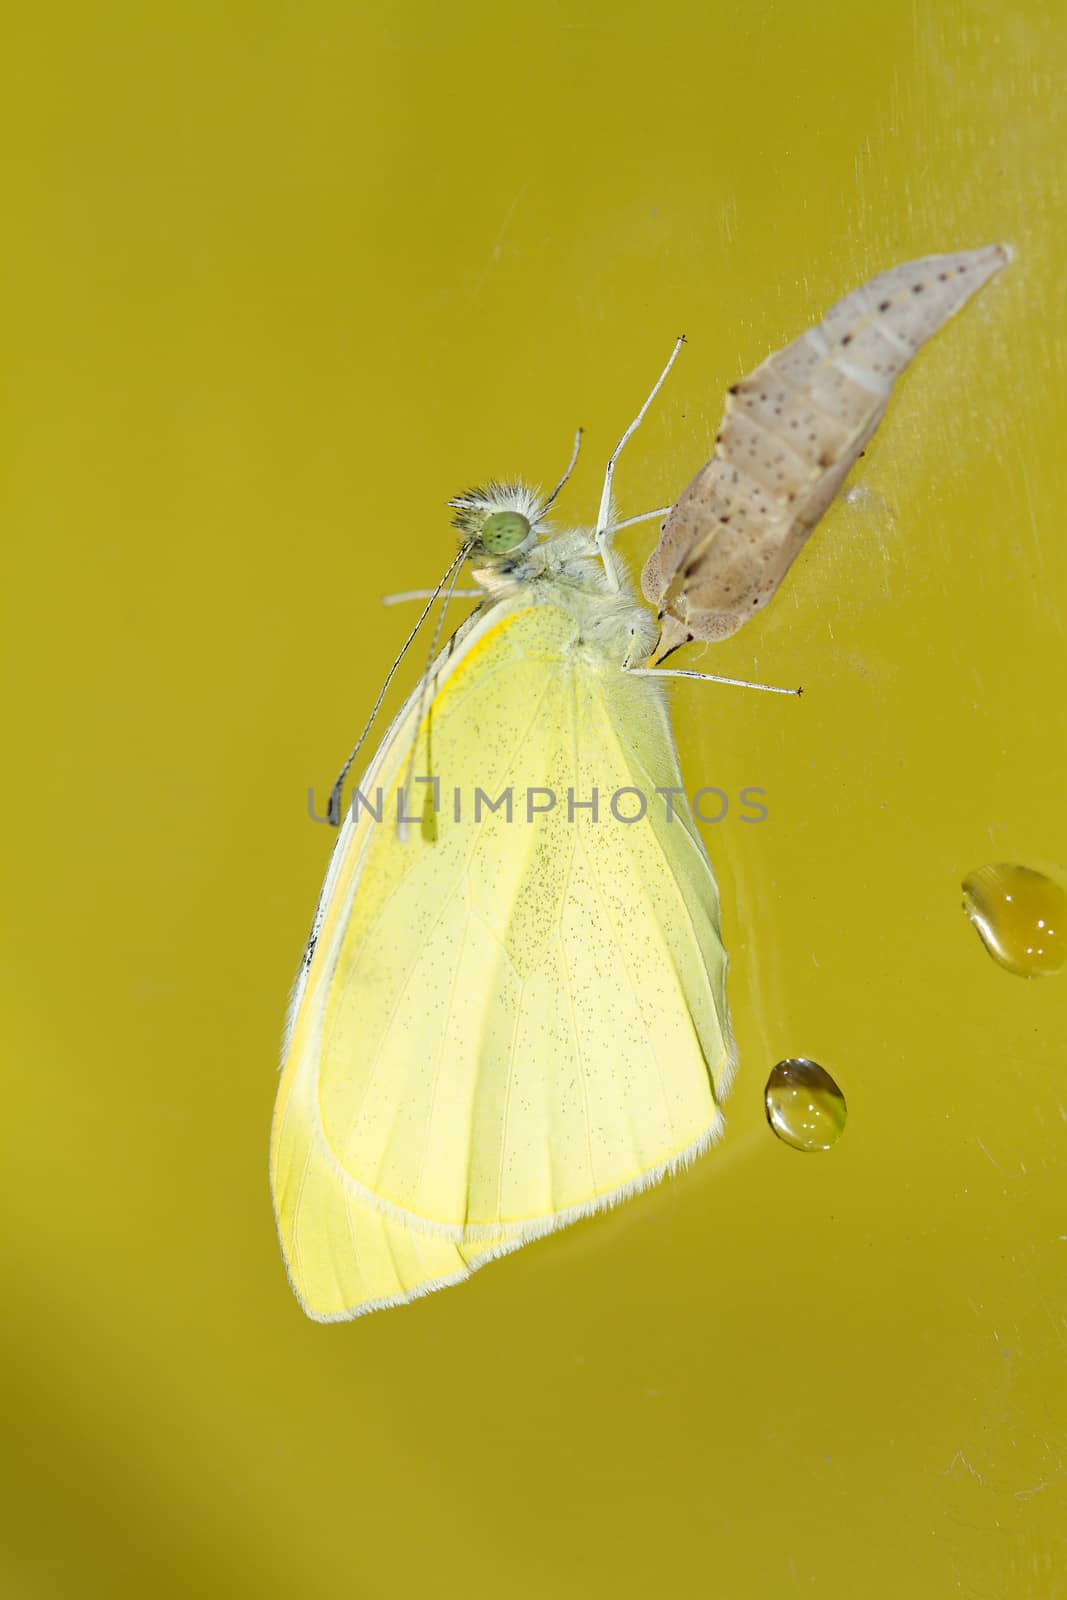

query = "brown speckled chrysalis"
[[642, 245, 1012, 661]]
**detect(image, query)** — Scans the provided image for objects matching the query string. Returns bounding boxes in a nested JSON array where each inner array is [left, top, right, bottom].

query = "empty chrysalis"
[[642, 245, 1012, 660]]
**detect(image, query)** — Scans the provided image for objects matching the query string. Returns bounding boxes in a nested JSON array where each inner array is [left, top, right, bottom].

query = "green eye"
[[480, 510, 531, 553]]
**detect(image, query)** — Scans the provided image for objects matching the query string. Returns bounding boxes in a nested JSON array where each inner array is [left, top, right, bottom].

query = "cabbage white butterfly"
[[271, 245, 1009, 1320]]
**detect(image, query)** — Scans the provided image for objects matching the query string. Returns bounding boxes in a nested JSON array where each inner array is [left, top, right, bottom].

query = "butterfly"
[[271, 245, 1009, 1320]]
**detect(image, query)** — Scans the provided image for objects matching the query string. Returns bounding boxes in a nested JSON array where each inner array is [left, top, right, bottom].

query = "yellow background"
[[3, 2, 1064, 1595]]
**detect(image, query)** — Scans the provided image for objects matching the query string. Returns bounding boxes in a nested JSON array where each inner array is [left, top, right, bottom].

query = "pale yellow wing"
[[271, 603, 524, 1320], [270, 1003, 518, 1321], [275, 597, 733, 1267], [642, 244, 1011, 658]]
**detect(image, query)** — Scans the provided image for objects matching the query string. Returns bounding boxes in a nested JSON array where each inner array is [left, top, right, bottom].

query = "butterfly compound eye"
[[480, 510, 531, 553]]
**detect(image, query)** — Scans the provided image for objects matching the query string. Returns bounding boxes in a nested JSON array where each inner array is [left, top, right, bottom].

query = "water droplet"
[[961, 863, 1066, 978], [764, 1058, 847, 1152]]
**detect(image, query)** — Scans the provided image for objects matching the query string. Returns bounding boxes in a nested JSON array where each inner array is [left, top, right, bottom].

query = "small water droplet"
[[961, 864, 1066, 978], [764, 1058, 847, 1152]]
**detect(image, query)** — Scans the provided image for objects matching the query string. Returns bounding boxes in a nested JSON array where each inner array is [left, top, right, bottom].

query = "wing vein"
[[564, 659, 601, 1195], [592, 684, 726, 1066], [322, 670, 558, 1214]]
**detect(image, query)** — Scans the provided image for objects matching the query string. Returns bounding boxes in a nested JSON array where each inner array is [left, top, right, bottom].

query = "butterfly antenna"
[[396, 543, 474, 839], [327, 542, 472, 826], [595, 337, 685, 589], [541, 427, 583, 515]]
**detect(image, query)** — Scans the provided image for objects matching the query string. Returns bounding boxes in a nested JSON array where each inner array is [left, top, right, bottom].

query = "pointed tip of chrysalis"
[[649, 613, 692, 665]]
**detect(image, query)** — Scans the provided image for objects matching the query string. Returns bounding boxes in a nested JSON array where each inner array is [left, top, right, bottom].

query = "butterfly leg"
[[600, 506, 671, 538], [625, 664, 802, 697]]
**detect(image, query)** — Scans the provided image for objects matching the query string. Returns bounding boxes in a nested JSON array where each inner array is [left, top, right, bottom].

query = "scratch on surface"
[[975, 1135, 1005, 1172], [1013, 1480, 1050, 1501], [1035, 1289, 1067, 1353], [974, 1136, 1027, 1180], [468, 184, 530, 304], [940, 1450, 984, 1486], [1019, 455, 1064, 635]]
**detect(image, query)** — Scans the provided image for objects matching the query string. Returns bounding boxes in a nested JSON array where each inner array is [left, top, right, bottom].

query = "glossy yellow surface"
[[3, 2, 1065, 1595]]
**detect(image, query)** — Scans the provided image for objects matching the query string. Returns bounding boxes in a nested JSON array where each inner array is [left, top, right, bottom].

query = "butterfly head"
[[448, 482, 547, 561]]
